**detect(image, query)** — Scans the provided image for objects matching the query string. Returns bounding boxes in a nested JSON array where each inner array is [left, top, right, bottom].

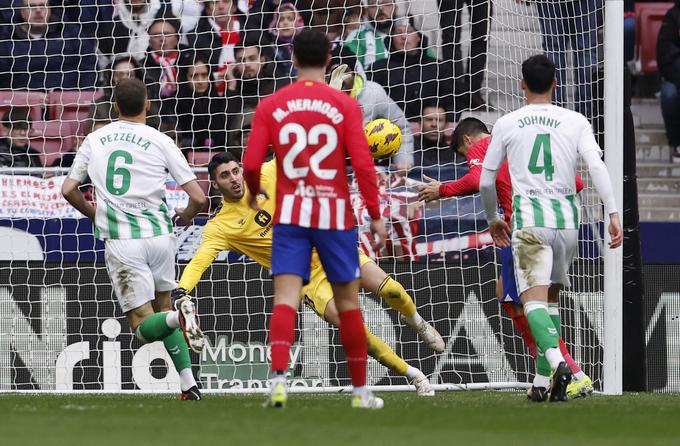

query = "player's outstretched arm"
[[177, 224, 230, 294], [580, 150, 622, 248], [480, 167, 511, 248], [176, 180, 208, 224]]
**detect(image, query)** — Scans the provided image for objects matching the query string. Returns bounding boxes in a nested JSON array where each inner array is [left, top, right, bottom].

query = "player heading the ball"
[[243, 28, 388, 409], [480, 54, 622, 402]]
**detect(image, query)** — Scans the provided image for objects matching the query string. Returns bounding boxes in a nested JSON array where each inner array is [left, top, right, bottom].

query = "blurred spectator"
[[267, 2, 304, 81], [624, 0, 635, 64], [226, 41, 286, 114], [533, 0, 601, 120], [414, 102, 456, 168], [185, 0, 242, 95], [0, 0, 97, 89], [227, 105, 256, 159], [143, 18, 186, 110], [174, 53, 228, 150], [171, 0, 203, 34], [90, 55, 161, 129], [300, 0, 360, 38], [438, 0, 493, 111], [657, 0, 680, 163], [368, 17, 455, 122], [364, 0, 398, 37], [245, 0, 310, 34], [97, 0, 173, 66], [329, 47, 414, 169], [51, 117, 112, 169], [0, 107, 42, 169], [338, 4, 388, 68]]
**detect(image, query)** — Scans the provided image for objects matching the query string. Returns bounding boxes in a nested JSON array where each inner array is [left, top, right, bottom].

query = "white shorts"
[[104, 234, 177, 313], [511, 227, 578, 295]]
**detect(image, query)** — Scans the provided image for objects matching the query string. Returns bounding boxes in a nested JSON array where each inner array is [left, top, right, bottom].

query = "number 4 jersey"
[[68, 120, 196, 240], [483, 103, 602, 230], [243, 80, 381, 230]]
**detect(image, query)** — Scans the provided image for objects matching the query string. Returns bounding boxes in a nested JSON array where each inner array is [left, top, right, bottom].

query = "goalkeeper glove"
[[329, 64, 352, 90], [171, 287, 191, 310]]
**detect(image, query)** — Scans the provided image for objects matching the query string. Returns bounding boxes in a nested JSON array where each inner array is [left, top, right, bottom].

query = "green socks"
[[136, 312, 175, 343], [524, 301, 559, 375], [163, 329, 193, 373], [548, 302, 561, 337]]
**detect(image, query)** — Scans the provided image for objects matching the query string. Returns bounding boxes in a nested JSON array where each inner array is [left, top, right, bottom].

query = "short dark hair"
[[521, 54, 556, 94], [421, 100, 446, 113], [450, 117, 489, 151], [114, 78, 148, 117], [208, 151, 240, 180], [1, 106, 31, 130], [293, 29, 330, 68]]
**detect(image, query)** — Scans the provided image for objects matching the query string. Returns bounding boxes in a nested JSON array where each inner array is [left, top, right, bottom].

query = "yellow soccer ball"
[[364, 119, 402, 160]]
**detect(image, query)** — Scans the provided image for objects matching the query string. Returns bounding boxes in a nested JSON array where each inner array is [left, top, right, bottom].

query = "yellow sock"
[[377, 277, 417, 317], [364, 325, 409, 376]]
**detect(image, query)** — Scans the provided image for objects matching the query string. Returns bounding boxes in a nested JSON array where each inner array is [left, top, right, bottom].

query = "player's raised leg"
[[360, 260, 444, 353]]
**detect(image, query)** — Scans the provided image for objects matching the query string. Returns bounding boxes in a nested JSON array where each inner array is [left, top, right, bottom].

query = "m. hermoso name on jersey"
[[272, 99, 345, 124]]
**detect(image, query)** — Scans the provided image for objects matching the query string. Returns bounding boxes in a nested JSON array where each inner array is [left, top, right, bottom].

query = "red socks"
[[501, 302, 582, 374], [269, 304, 297, 373], [339, 309, 368, 387]]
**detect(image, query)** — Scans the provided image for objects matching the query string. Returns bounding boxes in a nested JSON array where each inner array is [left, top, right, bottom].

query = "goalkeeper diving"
[[174, 153, 444, 396]]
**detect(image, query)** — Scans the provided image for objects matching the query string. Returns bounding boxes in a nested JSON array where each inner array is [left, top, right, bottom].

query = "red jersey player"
[[417, 117, 594, 400], [242, 29, 388, 409]]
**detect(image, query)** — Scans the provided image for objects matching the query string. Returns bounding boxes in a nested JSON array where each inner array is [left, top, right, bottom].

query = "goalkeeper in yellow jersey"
[[174, 152, 444, 396]]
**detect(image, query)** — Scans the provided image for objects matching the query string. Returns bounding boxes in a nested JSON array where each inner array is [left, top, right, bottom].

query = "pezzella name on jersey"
[[99, 132, 151, 150], [272, 99, 345, 124]]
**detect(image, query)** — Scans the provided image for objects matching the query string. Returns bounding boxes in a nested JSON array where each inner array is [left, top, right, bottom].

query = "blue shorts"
[[500, 246, 521, 305], [271, 224, 361, 284]]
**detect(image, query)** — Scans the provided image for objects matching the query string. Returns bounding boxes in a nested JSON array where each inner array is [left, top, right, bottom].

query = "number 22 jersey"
[[68, 120, 196, 240], [243, 80, 381, 231]]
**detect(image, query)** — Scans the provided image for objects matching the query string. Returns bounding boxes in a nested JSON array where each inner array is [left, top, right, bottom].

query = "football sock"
[[163, 328, 193, 385], [166, 311, 180, 329], [135, 312, 176, 343], [179, 368, 197, 392], [536, 352, 552, 378], [501, 302, 538, 358], [364, 325, 409, 376], [269, 304, 296, 373], [533, 373, 550, 389], [573, 371, 587, 381], [548, 302, 561, 336], [339, 309, 368, 388], [524, 301, 562, 370], [559, 337, 582, 374], [377, 277, 417, 318]]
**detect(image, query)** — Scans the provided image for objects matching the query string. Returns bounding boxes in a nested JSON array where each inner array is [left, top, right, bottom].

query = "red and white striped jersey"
[[243, 80, 381, 230]]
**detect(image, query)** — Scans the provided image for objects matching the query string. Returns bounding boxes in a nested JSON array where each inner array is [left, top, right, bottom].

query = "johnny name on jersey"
[[484, 104, 600, 231], [69, 120, 196, 240]]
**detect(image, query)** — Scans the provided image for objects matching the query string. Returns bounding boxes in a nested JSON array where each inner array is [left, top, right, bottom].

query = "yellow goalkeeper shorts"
[[301, 251, 374, 319]]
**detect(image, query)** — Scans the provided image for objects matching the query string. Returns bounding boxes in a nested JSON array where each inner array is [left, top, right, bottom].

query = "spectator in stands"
[[328, 47, 413, 169], [0, 107, 42, 169], [415, 102, 457, 168], [0, 0, 97, 90], [174, 53, 228, 150], [438, 0, 493, 111], [90, 55, 161, 129], [368, 17, 455, 122], [338, 4, 388, 68], [267, 2, 304, 81], [97, 0, 173, 66], [364, 0, 398, 37], [227, 105, 256, 160], [143, 18, 186, 112], [51, 116, 112, 169], [226, 41, 285, 114], [185, 0, 242, 96], [657, 0, 680, 163], [531, 0, 601, 120]]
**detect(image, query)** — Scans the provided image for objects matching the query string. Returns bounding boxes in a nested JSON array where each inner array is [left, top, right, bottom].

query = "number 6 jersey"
[[243, 80, 381, 230], [483, 103, 602, 230], [68, 120, 196, 240]]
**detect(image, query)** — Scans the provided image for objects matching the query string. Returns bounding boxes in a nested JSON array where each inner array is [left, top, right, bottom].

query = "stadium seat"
[[47, 90, 103, 134], [30, 120, 76, 167], [0, 90, 46, 123], [635, 2, 675, 74]]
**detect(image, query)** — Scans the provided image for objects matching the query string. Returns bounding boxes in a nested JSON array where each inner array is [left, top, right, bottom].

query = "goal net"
[[0, 0, 616, 393]]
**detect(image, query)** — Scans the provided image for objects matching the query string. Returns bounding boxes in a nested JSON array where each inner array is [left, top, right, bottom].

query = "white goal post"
[[0, 0, 623, 394]]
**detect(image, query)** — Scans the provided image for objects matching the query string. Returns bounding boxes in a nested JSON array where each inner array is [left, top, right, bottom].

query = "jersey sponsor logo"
[[254, 209, 272, 227], [469, 158, 481, 166]]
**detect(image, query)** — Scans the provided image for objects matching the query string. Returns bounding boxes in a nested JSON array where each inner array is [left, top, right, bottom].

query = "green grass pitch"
[[2, 391, 679, 445]]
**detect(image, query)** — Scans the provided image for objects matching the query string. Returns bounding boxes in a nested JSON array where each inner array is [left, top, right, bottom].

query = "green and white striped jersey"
[[483, 104, 602, 230], [68, 120, 196, 240]]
